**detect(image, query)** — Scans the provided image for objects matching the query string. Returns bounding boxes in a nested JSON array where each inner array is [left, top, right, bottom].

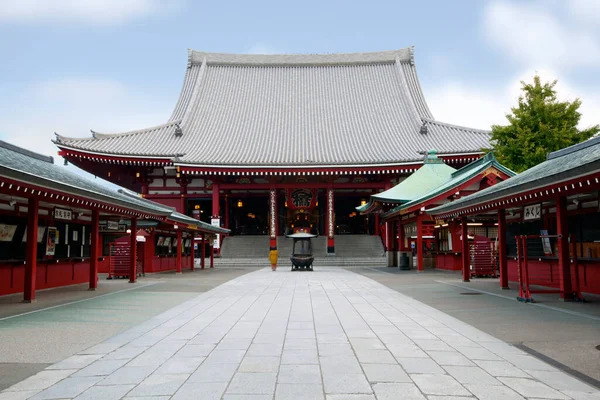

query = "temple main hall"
[[54, 47, 490, 255]]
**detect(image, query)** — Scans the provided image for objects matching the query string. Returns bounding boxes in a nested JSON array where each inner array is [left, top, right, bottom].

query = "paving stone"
[[79, 343, 121, 355], [322, 374, 372, 395], [46, 354, 103, 370], [283, 338, 317, 351], [275, 383, 324, 400], [204, 349, 246, 364], [443, 366, 502, 385], [222, 395, 274, 400], [281, 350, 318, 364], [349, 338, 386, 350], [288, 321, 315, 330], [412, 339, 455, 352], [226, 373, 277, 395], [248, 343, 284, 356], [410, 374, 471, 396], [29, 376, 102, 399], [126, 373, 189, 397], [372, 383, 426, 400], [320, 355, 363, 374], [155, 357, 205, 374], [362, 363, 411, 383], [525, 369, 599, 392], [325, 395, 376, 400], [239, 356, 280, 372], [102, 345, 149, 361], [74, 384, 134, 400], [498, 377, 570, 399], [501, 355, 558, 372], [5, 369, 76, 391], [98, 366, 157, 386], [427, 397, 477, 400], [172, 381, 228, 400], [277, 364, 322, 384], [286, 329, 316, 339], [452, 345, 502, 361], [427, 351, 475, 366], [396, 357, 445, 374], [474, 360, 531, 378], [318, 343, 353, 357], [176, 344, 215, 357], [387, 344, 429, 358], [215, 338, 253, 350], [463, 384, 526, 400], [354, 349, 397, 364], [72, 359, 129, 377], [316, 333, 349, 344], [0, 390, 42, 399], [560, 390, 600, 400]]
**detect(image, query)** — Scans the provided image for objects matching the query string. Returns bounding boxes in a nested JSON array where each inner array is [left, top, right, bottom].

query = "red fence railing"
[[516, 235, 583, 302]]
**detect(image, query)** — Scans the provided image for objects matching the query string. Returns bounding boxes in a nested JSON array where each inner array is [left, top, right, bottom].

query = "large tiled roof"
[[54, 47, 490, 167], [428, 138, 600, 217]]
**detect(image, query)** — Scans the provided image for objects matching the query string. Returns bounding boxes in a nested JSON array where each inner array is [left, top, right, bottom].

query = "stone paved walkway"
[[2, 268, 599, 400]]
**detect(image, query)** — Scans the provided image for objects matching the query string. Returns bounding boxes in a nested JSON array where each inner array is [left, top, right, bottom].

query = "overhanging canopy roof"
[[428, 138, 600, 218], [0, 140, 229, 235], [357, 151, 456, 213], [54, 47, 490, 168], [383, 152, 515, 219]]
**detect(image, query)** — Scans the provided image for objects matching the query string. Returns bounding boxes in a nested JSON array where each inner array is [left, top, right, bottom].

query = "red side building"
[[54, 47, 490, 255]]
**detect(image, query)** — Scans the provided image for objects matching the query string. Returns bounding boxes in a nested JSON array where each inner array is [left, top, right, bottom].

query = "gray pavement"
[[1, 267, 598, 399], [0, 268, 253, 391]]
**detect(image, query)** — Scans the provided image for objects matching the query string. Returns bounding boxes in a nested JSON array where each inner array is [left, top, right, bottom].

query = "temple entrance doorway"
[[231, 195, 269, 235], [335, 194, 374, 234]]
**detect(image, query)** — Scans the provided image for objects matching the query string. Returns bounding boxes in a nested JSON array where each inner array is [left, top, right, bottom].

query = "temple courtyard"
[[0, 267, 599, 400]]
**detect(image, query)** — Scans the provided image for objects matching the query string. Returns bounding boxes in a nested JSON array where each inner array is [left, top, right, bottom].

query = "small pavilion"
[[360, 151, 514, 271]]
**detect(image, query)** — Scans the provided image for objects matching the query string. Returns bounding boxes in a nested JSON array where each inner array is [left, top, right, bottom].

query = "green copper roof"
[[357, 151, 456, 213], [382, 152, 515, 219]]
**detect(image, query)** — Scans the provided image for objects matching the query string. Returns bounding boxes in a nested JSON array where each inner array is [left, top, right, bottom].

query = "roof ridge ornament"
[[419, 121, 428, 135], [174, 123, 183, 137], [409, 45, 415, 66], [423, 149, 444, 165]]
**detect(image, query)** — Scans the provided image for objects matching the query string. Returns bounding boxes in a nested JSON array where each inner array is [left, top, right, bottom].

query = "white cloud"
[[483, 1, 600, 70], [0, 0, 180, 23], [246, 43, 280, 55], [0, 77, 172, 188], [567, 0, 600, 27], [425, 68, 600, 132]]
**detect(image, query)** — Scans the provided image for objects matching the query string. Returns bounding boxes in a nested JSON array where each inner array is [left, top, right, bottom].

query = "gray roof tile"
[[55, 47, 490, 167]]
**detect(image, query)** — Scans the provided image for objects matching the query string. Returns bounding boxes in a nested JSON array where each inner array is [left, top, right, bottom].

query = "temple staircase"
[[215, 235, 386, 267]]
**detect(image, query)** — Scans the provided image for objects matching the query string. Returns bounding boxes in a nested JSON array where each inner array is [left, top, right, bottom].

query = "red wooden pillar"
[[269, 188, 277, 250], [416, 216, 424, 271], [129, 217, 137, 283], [212, 182, 220, 256], [224, 196, 230, 230], [556, 196, 573, 300], [190, 234, 195, 271], [176, 229, 182, 274], [210, 244, 214, 268], [374, 214, 380, 236], [461, 217, 470, 282], [23, 197, 39, 303], [89, 209, 100, 290], [201, 233, 206, 269], [386, 220, 397, 267], [327, 187, 335, 255], [397, 219, 404, 251], [498, 209, 509, 289]]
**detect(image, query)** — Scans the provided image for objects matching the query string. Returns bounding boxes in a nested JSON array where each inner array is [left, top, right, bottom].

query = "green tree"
[[490, 75, 599, 172]]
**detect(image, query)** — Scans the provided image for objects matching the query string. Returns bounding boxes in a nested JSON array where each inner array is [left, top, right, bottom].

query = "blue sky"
[[0, 0, 599, 168]]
